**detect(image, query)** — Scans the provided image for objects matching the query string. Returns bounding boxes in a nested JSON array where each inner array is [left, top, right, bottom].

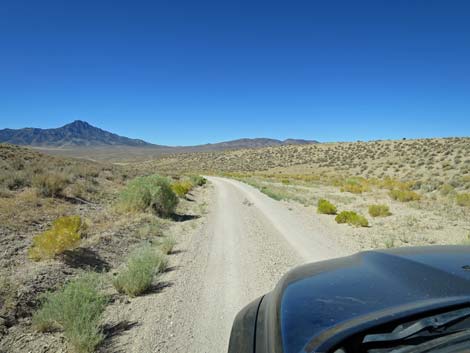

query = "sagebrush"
[[118, 175, 178, 217], [189, 175, 207, 186], [113, 246, 167, 297], [33, 273, 107, 353]]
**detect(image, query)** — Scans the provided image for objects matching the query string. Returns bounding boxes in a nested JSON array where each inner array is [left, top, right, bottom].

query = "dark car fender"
[[228, 296, 263, 353]]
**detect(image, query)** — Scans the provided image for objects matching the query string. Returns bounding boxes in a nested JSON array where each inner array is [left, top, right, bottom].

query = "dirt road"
[[110, 177, 346, 353]]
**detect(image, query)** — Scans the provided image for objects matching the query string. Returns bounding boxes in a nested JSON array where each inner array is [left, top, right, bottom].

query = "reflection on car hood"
[[275, 246, 470, 353]]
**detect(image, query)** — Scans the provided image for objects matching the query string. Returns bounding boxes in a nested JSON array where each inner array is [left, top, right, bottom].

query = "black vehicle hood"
[[272, 246, 470, 353]]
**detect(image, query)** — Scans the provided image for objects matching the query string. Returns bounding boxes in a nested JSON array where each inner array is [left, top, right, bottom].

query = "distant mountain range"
[[0, 120, 154, 147], [0, 120, 318, 151], [190, 138, 317, 151]]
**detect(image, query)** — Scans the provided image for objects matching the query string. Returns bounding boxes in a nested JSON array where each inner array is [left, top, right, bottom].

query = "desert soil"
[[104, 176, 349, 353]]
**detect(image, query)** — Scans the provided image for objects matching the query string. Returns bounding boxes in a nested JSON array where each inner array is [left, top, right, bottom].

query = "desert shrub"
[[171, 181, 193, 197], [159, 236, 176, 255], [10, 158, 25, 170], [5, 171, 30, 190], [29, 216, 85, 261], [335, 211, 369, 227], [419, 180, 442, 193], [33, 273, 107, 353], [189, 175, 207, 186], [340, 183, 367, 194], [260, 186, 284, 201], [118, 178, 152, 212], [118, 175, 178, 217], [389, 189, 421, 202], [137, 220, 163, 238], [150, 178, 179, 217], [385, 237, 396, 248], [440, 184, 455, 196], [368, 204, 391, 217], [113, 246, 167, 297], [33, 172, 69, 197], [69, 182, 87, 199], [380, 178, 414, 191], [69, 179, 99, 199], [317, 199, 337, 215], [0, 185, 13, 198], [456, 193, 470, 207], [340, 178, 370, 194]]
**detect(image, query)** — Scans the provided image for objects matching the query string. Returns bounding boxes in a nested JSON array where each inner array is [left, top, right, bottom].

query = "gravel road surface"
[[110, 177, 346, 353]]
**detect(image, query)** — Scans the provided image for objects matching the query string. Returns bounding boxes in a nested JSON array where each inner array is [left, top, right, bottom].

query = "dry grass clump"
[[112, 246, 167, 297], [259, 186, 285, 201], [439, 184, 455, 196], [118, 175, 178, 217], [335, 211, 369, 227], [241, 178, 283, 200], [368, 204, 392, 217], [389, 189, 421, 202], [317, 199, 337, 215], [1, 170, 30, 190], [456, 193, 470, 207], [32, 172, 69, 197], [340, 178, 370, 194], [33, 273, 107, 353], [28, 216, 86, 261], [378, 178, 415, 191], [137, 219, 164, 238], [159, 236, 176, 255], [0, 189, 68, 231], [0, 275, 17, 319]]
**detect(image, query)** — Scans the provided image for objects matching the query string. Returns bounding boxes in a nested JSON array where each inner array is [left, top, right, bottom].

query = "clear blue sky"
[[0, 0, 469, 145]]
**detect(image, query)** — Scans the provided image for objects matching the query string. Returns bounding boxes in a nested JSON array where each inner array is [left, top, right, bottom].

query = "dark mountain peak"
[[66, 120, 92, 128], [0, 121, 156, 147], [61, 120, 102, 134]]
